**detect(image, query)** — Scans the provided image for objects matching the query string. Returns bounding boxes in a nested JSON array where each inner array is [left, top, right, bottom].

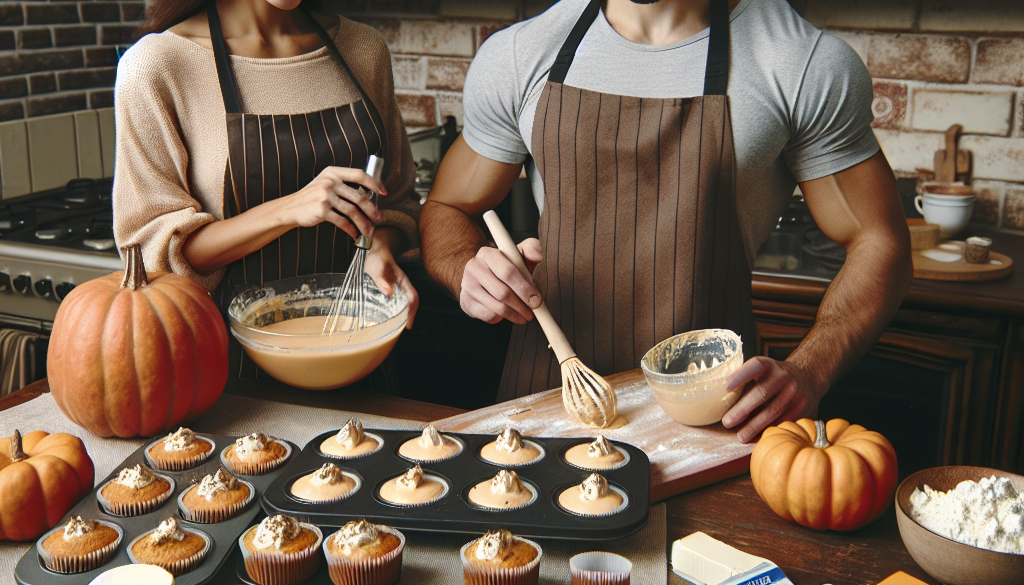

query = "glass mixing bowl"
[[640, 329, 743, 426], [228, 273, 409, 390]]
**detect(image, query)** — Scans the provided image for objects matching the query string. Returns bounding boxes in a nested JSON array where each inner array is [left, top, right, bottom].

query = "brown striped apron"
[[499, 0, 755, 400], [207, 4, 389, 380]]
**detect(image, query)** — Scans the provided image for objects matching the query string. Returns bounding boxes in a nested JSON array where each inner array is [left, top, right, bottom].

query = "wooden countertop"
[[1, 380, 939, 584], [753, 226, 1024, 318]]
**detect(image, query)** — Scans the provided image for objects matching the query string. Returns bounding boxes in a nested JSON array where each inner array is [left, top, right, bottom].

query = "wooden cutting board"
[[913, 250, 1013, 281], [433, 369, 753, 503]]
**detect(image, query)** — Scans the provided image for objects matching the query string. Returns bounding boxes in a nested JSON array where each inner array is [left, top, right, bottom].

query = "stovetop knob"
[[55, 281, 75, 301], [34, 278, 53, 299], [13, 274, 30, 295], [0, 271, 10, 294]]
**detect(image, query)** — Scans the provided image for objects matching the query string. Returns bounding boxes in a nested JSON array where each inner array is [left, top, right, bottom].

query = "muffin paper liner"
[[96, 472, 176, 517], [36, 520, 123, 574], [563, 444, 631, 472], [221, 440, 294, 476], [479, 441, 547, 469], [569, 552, 632, 585], [377, 473, 450, 508], [397, 435, 464, 463], [126, 525, 212, 576], [318, 432, 384, 460], [323, 526, 405, 585], [466, 481, 538, 512], [460, 537, 542, 585], [239, 523, 323, 585], [144, 436, 216, 471], [557, 485, 630, 518], [177, 478, 256, 523], [289, 471, 362, 504]]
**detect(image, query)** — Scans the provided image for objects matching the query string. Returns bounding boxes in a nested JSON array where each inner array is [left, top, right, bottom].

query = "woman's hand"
[[364, 237, 419, 329], [280, 166, 387, 239]]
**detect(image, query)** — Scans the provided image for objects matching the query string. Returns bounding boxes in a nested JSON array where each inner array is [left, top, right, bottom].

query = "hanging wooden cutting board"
[[433, 369, 754, 502], [913, 249, 1013, 281]]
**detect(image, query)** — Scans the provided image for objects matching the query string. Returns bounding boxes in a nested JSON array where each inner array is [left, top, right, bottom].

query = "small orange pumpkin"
[[750, 418, 898, 531], [48, 244, 228, 437], [0, 430, 95, 541]]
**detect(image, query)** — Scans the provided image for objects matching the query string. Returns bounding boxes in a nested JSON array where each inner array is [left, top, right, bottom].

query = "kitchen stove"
[[0, 178, 122, 329]]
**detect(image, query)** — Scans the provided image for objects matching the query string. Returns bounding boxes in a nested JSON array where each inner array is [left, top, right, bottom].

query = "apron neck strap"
[[547, 0, 730, 95]]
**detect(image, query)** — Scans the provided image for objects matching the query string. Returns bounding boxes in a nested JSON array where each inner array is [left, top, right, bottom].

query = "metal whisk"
[[482, 211, 618, 428], [323, 155, 385, 336]]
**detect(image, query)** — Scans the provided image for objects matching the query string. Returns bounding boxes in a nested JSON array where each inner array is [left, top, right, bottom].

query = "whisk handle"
[[482, 210, 577, 363]]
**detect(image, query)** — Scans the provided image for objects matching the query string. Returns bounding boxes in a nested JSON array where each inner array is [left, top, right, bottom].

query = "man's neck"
[[603, 0, 736, 46]]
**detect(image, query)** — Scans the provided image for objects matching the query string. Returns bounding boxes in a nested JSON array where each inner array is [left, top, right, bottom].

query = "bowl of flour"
[[896, 466, 1024, 585]]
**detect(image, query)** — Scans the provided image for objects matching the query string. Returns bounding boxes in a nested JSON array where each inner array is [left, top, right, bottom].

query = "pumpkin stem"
[[10, 430, 27, 462], [120, 244, 148, 290], [812, 420, 829, 449]]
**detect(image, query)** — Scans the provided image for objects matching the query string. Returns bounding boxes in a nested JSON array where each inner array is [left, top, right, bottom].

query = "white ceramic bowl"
[[915, 193, 975, 238]]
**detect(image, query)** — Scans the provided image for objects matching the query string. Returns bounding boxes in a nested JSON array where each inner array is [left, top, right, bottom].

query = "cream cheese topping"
[[253, 515, 302, 550], [418, 425, 450, 450], [115, 464, 155, 489], [197, 468, 239, 501], [587, 435, 614, 458], [490, 469, 524, 494], [235, 433, 271, 457], [150, 517, 187, 546], [396, 465, 423, 491], [334, 520, 380, 555], [495, 427, 523, 453], [309, 463, 344, 487], [163, 427, 196, 452], [475, 529, 514, 562], [580, 473, 610, 501], [334, 419, 365, 449], [62, 516, 96, 541]]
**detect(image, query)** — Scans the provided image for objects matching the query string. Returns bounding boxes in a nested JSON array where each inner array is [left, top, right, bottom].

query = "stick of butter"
[[671, 532, 792, 585]]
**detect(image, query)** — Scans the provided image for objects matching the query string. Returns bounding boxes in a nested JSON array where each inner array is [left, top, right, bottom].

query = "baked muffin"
[[563, 435, 627, 470], [290, 463, 358, 503], [222, 432, 290, 475], [467, 470, 536, 511], [397, 425, 461, 463], [378, 465, 447, 506], [239, 515, 323, 585], [145, 427, 214, 471], [98, 464, 174, 516], [128, 517, 210, 576], [323, 520, 405, 585], [557, 473, 625, 517], [320, 419, 382, 459], [460, 529, 542, 585], [179, 467, 253, 523], [479, 427, 543, 467], [37, 516, 123, 574]]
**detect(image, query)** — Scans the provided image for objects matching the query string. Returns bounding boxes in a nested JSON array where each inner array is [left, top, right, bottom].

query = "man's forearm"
[[420, 200, 488, 298], [786, 236, 912, 397]]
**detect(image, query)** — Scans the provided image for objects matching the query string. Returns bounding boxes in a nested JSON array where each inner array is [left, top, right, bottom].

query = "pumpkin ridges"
[[58, 286, 118, 435], [838, 435, 898, 522], [132, 287, 175, 437], [0, 460, 48, 541], [752, 437, 803, 521], [167, 280, 228, 417], [102, 291, 142, 437], [147, 286, 201, 428], [825, 445, 873, 530], [788, 445, 832, 529]]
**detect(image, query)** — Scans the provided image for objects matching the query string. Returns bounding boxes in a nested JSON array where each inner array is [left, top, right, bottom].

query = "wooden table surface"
[[0, 380, 938, 585]]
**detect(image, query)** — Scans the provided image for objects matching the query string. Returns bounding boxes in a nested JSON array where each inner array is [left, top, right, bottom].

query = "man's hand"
[[460, 238, 543, 325], [721, 356, 825, 443]]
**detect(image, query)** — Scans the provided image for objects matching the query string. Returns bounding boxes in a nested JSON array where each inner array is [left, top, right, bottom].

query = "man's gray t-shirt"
[[461, 0, 879, 260]]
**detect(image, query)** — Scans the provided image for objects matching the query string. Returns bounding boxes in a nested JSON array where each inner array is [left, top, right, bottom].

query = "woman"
[[113, 0, 421, 381]]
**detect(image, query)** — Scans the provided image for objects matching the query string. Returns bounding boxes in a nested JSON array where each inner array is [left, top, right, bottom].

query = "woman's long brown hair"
[[134, 0, 326, 39]]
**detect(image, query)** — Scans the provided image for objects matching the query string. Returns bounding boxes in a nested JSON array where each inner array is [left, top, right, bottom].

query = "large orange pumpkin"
[[0, 430, 95, 541], [750, 418, 897, 531], [48, 244, 228, 437]]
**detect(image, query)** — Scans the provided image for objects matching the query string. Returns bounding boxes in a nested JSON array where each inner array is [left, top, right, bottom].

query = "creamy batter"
[[467, 470, 535, 510], [320, 419, 381, 458], [397, 426, 462, 462], [479, 427, 542, 466], [378, 465, 447, 506], [557, 473, 624, 516], [245, 315, 404, 390], [290, 463, 358, 502], [564, 435, 626, 470]]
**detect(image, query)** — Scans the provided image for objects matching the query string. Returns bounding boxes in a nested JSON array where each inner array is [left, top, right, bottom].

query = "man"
[[419, 0, 911, 442]]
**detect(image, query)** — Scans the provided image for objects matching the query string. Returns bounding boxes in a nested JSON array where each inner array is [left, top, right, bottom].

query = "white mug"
[[914, 193, 975, 238]]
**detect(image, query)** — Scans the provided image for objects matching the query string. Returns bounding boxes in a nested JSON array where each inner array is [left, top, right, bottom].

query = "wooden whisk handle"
[[482, 210, 576, 363]]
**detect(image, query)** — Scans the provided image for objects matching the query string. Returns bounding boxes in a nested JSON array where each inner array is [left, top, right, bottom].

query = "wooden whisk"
[[483, 211, 618, 428]]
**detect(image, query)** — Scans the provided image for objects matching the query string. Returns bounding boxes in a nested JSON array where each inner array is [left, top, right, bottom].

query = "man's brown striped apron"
[[207, 4, 389, 380], [499, 0, 755, 400]]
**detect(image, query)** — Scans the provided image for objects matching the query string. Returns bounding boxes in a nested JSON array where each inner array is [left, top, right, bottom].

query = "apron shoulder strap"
[[703, 0, 730, 96], [548, 0, 601, 85], [207, 2, 242, 115]]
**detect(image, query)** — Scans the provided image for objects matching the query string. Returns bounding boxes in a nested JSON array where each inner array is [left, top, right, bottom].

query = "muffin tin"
[[261, 429, 650, 540], [15, 434, 297, 585]]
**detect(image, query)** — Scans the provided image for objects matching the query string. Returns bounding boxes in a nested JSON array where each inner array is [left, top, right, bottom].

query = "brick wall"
[[0, 2, 142, 123]]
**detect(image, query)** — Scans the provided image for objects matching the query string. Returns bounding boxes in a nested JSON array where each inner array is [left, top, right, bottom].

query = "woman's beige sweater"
[[112, 16, 420, 292]]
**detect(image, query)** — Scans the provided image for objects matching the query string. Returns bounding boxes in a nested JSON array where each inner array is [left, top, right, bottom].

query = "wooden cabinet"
[[752, 273, 1024, 477]]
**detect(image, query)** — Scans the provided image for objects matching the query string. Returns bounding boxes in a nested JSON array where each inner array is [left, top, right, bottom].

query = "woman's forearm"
[[181, 197, 292, 276]]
